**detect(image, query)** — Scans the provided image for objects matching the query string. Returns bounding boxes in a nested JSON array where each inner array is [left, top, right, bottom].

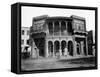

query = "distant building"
[[21, 27, 31, 52], [87, 30, 93, 55], [30, 15, 89, 58]]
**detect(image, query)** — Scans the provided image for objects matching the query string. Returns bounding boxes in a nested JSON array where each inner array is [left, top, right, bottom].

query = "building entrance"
[[48, 41, 53, 57], [54, 41, 60, 56], [68, 41, 73, 56], [34, 38, 45, 57], [61, 40, 66, 55]]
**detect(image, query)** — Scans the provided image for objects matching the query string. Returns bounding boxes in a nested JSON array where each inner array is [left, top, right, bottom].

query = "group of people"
[[48, 47, 69, 57], [63, 47, 69, 56], [22, 46, 70, 58]]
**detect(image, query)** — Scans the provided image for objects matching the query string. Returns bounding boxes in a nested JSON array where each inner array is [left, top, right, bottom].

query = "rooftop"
[[33, 15, 85, 21]]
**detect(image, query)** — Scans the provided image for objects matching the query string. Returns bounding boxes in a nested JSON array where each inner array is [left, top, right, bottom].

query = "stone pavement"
[[21, 56, 95, 71], [24, 55, 94, 63]]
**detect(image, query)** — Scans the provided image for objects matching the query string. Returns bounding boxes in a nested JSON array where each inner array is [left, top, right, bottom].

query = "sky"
[[21, 6, 95, 32]]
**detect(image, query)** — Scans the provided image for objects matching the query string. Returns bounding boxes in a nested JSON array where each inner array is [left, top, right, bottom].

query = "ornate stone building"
[[21, 27, 30, 52], [30, 15, 88, 58]]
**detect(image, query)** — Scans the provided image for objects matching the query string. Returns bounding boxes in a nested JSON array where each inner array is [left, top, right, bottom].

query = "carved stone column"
[[59, 21, 61, 37], [59, 42, 62, 56], [53, 41, 55, 57], [74, 41, 77, 56], [45, 39, 49, 57], [66, 21, 68, 35], [46, 23, 49, 35], [80, 41, 84, 55], [53, 22, 54, 37], [85, 37, 88, 56]]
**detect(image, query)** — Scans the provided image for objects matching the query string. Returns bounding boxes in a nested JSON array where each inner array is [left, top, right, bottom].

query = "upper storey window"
[[27, 30, 30, 35], [54, 21, 60, 35], [22, 30, 25, 35], [68, 21, 73, 33], [74, 20, 85, 31], [33, 20, 45, 33], [61, 21, 67, 35], [48, 22, 53, 35]]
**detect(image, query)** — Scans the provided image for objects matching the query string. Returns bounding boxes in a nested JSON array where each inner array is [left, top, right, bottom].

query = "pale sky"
[[21, 6, 95, 32]]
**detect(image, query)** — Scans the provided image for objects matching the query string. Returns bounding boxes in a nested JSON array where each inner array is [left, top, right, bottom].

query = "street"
[[21, 56, 95, 71]]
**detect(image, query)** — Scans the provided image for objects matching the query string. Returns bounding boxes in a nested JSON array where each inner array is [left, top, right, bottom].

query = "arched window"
[[48, 22, 53, 35], [61, 40, 66, 55], [48, 41, 53, 56], [68, 21, 72, 32], [61, 21, 66, 35], [54, 21, 60, 35], [68, 41, 73, 56]]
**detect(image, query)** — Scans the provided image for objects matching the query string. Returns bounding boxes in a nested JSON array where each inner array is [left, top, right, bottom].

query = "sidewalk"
[[23, 55, 95, 64], [21, 55, 95, 70]]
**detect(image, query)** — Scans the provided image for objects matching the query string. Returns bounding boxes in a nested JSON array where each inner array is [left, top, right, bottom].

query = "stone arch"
[[61, 40, 66, 55], [48, 41, 53, 56], [54, 40, 60, 55], [68, 41, 73, 56]]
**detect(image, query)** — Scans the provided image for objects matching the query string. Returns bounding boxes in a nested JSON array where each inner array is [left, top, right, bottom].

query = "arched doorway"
[[54, 41, 60, 56], [48, 41, 53, 57], [61, 40, 66, 55], [77, 43, 81, 55], [68, 41, 73, 56], [48, 22, 53, 35]]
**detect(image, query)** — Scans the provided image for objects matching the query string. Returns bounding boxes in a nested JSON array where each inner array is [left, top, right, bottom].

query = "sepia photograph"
[[19, 3, 97, 72]]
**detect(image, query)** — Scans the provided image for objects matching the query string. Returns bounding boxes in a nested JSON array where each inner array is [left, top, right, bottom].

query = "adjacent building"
[[30, 15, 89, 58], [21, 27, 31, 52], [87, 30, 94, 55]]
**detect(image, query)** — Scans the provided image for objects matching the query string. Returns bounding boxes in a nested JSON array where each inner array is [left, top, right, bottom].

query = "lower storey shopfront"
[[31, 35, 88, 58]]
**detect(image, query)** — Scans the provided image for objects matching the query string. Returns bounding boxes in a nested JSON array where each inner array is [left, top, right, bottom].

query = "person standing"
[[64, 47, 68, 56], [35, 48, 39, 59]]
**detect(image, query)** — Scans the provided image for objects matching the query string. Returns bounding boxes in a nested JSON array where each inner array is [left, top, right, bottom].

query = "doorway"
[[68, 41, 73, 56]]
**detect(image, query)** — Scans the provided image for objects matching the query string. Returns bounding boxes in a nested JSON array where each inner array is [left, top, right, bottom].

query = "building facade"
[[21, 27, 31, 52], [87, 30, 94, 55], [30, 15, 89, 58]]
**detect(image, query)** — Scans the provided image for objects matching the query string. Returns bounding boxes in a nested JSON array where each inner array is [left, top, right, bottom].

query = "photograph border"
[[11, 2, 98, 74]]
